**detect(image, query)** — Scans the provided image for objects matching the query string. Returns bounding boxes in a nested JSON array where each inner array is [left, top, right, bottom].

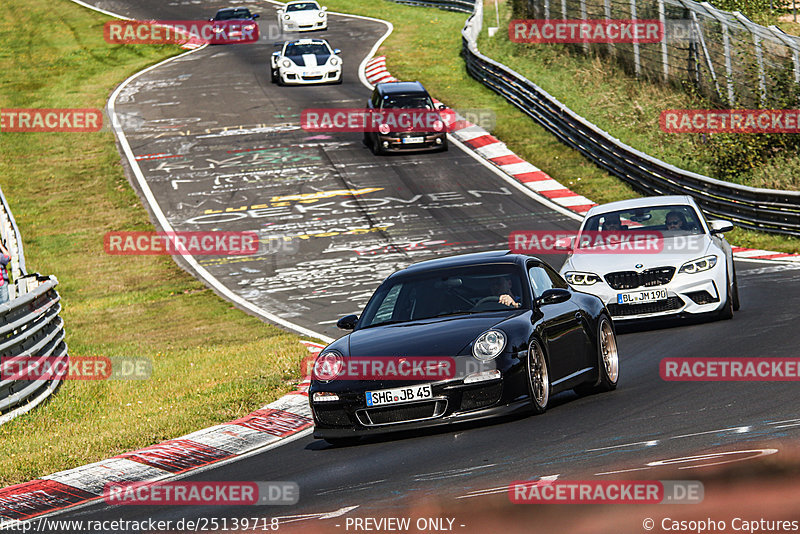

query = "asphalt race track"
[[56, 0, 800, 530]]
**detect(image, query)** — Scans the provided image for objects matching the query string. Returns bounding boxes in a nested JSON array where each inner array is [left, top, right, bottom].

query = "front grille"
[[607, 296, 684, 317], [686, 290, 719, 304], [460, 383, 503, 411], [313, 404, 351, 426], [357, 400, 446, 426], [605, 267, 675, 290], [302, 75, 323, 81]]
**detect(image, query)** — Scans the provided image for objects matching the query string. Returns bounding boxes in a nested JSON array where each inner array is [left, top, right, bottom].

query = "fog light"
[[435, 137, 442, 145], [464, 370, 501, 384], [382, 141, 389, 148], [313, 392, 340, 402]]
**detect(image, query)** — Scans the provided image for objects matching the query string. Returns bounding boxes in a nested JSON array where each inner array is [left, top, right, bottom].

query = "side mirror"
[[536, 288, 571, 306], [252, 13, 260, 19], [336, 314, 358, 330], [437, 103, 447, 110], [333, 48, 341, 55], [272, 51, 280, 57], [208, 18, 215, 22], [553, 236, 575, 251], [323, 6, 328, 11], [709, 220, 734, 234]]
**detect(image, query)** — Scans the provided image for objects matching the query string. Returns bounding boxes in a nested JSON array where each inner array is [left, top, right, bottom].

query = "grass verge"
[[322, 0, 799, 253], [0, 0, 307, 486]]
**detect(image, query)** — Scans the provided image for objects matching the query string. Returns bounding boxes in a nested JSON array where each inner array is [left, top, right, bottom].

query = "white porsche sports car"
[[277, 1, 328, 32], [559, 195, 740, 321], [270, 39, 342, 85]]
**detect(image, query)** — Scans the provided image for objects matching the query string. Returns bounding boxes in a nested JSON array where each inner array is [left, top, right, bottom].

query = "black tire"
[[526, 339, 550, 414], [439, 136, 449, 152], [719, 271, 734, 320], [270, 68, 277, 83], [575, 314, 619, 396], [370, 136, 384, 156], [732, 265, 740, 311]]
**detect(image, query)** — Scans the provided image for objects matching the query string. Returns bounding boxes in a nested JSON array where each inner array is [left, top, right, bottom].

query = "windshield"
[[380, 94, 433, 110], [287, 3, 320, 11], [285, 43, 328, 56], [580, 204, 704, 246], [214, 8, 252, 20], [358, 264, 526, 328]]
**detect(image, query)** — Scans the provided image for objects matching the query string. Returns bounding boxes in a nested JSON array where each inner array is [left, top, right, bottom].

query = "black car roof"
[[376, 81, 428, 95], [395, 250, 530, 278]]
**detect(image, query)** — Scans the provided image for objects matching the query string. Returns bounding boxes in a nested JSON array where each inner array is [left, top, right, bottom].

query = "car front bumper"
[[278, 65, 341, 84], [281, 18, 327, 31], [570, 266, 728, 320], [374, 132, 447, 152], [310, 363, 529, 439]]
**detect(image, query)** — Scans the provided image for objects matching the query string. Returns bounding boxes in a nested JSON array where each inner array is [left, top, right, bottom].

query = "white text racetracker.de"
[[344, 517, 460, 531]]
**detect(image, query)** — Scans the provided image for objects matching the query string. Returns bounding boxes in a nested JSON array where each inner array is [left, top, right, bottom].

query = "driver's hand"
[[499, 294, 519, 308]]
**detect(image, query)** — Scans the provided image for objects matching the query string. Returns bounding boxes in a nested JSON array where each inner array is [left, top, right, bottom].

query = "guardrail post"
[[630, 0, 641, 77], [604, 0, 615, 56], [580, 0, 589, 53], [658, 0, 669, 82]]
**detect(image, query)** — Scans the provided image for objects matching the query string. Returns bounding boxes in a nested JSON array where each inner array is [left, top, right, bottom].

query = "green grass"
[[321, 0, 799, 253], [0, 0, 308, 485]]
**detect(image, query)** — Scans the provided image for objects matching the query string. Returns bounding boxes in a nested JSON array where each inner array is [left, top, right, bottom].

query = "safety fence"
[[387, 0, 800, 235], [0, 184, 67, 425]]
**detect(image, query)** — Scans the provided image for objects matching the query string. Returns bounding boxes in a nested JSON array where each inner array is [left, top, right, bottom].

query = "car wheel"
[[732, 265, 740, 311], [719, 271, 734, 320], [575, 315, 619, 395], [439, 136, 449, 152], [370, 137, 385, 156], [277, 75, 285, 87], [270, 68, 277, 83], [526, 339, 550, 414]]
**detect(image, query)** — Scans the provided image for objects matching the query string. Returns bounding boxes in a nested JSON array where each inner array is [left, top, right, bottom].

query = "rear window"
[[214, 8, 252, 20], [380, 94, 433, 110]]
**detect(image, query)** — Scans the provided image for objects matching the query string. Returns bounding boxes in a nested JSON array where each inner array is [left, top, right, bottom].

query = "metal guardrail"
[[389, 0, 800, 236], [0, 184, 67, 424]]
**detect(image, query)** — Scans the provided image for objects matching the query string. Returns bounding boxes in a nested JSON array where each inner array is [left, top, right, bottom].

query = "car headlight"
[[679, 255, 718, 274], [319, 11, 326, 17], [243, 23, 255, 30], [433, 120, 444, 132], [313, 351, 344, 382], [565, 271, 601, 285], [281, 59, 292, 68], [472, 330, 506, 361], [284, 14, 291, 20], [212, 26, 224, 33], [329, 57, 339, 66], [378, 123, 390, 135]]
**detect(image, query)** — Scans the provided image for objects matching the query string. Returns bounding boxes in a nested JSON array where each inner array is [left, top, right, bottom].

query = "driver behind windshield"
[[489, 275, 521, 309]]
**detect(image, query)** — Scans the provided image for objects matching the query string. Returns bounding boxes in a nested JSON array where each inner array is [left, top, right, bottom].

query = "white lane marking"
[[68, 0, 132, 19], [772, 422, 800, 429], [647, 448, 779, 469], [594, 466, 653, 476], [456, 474, 559, 499], [586, 440, 659, 452], [413, 464, 496, 481], [669, 425, 750, 440], [277, 505, 359, 524], [316, 479, 388, 496], [768, 418, 800, 425]]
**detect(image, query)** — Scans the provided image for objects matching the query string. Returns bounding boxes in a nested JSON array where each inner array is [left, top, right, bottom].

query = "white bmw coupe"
[[559, 195, 740, 321]]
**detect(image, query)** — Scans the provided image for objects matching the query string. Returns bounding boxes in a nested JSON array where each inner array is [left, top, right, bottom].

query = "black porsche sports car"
[[308, 251, 620, 445]]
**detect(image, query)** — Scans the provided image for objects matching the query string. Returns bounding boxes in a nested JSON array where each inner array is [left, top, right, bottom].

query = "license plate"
[[366, 384, 432, 407], [402, 137, 425, 144], [617, 289, 668, 304], [303, 71, 319, 76]]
